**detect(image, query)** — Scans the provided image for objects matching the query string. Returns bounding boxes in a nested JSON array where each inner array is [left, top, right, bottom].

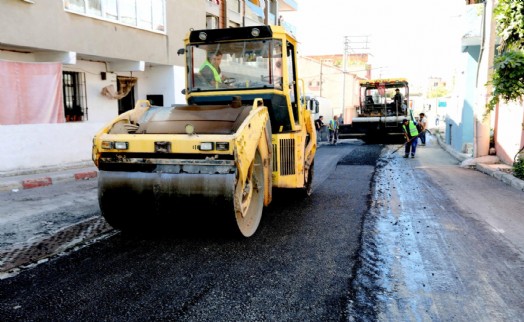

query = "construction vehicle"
[[338, 78, 410, 143], [92, 26, 317, 237]]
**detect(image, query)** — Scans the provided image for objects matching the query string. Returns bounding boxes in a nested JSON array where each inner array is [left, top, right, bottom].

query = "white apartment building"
[[0, 0, 297, 173]]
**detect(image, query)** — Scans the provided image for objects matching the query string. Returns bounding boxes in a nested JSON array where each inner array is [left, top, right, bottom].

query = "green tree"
[[427, 86, 449, 98], [486, 0, 524, 113]]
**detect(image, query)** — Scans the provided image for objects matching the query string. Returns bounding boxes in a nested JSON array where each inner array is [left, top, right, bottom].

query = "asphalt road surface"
[[1, 137, 524, 321], [349, 138, 524, 321], [0, 140, 379, 321]]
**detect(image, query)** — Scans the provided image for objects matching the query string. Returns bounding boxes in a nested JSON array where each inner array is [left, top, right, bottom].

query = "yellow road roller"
[[92, 25, 317, 237]]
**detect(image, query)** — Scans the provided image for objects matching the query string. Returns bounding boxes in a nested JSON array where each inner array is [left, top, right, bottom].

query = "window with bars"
[[62, 71, 87, 122], [64, 0, 166, 32]]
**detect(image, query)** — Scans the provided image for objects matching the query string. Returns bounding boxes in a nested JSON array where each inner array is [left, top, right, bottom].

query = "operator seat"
[[364, 95, 374, 113]]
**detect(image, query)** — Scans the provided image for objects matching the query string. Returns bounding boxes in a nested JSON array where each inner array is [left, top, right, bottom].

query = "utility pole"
[[342, 36, 349, 112], [320, 59, 324, 97], [342, 36, 370, 120]]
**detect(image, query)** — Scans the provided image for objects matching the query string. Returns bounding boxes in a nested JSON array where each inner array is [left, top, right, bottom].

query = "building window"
[[104, 0, 118, 20], [119, 0, 137, 25], [66, 0, 87, 13], [62, 71, 87, 122], [206, 15, 219, 29], [87, 0, 102, 16], [227, 0, 241, 12], [64, 0, 166, 32]]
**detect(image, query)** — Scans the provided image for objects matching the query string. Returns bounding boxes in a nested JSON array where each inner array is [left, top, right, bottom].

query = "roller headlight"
[[101, 141, 113, 149], [199, 142, 214, 151], [101, 141, 128, 150], [114, 142, 128, 150]]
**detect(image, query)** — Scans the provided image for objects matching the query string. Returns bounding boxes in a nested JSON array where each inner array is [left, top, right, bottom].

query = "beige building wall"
[[298, 56, 360, 123], [495, 101, 524, 165]]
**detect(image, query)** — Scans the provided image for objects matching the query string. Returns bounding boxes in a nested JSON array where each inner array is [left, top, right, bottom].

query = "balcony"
[[461, 3, 483, 49], [206, 0, 220, 17], [246, 0, 265, 18]]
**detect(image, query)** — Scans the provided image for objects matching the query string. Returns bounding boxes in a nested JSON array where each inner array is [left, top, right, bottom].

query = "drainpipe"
[[264, 0, 269, 25], [242, 0, 246, 27], [221, 0, 227, 28]]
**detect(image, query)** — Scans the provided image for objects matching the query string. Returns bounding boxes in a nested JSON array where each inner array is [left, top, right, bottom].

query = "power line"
[[343, 35, 371, 52]]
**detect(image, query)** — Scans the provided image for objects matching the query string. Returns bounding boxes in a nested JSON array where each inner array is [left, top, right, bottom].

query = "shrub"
[[514, 150, 524, 180]]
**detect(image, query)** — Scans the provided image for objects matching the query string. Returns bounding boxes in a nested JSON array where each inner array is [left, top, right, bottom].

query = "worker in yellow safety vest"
[[401, 118, 419, 158], [200, 50, 225, 87], [328, 115, 339, 145]]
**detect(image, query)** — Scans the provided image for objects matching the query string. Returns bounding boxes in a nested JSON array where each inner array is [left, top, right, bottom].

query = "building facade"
[[453, 0, 524, 164], [0, 0, 297, 173], [302, 54, 367, 125]]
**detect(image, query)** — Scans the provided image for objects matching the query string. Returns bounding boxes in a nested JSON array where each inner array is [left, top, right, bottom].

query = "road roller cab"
[[92, 25, 317, 237]]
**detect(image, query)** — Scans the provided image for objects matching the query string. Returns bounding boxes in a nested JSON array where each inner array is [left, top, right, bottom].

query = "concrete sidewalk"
[[0, 161, 98, 192], [431, 129, 524, 192]]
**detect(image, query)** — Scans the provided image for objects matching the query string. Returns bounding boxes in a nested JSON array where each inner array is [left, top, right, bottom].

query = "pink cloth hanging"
[[0, 61, 64, 125]]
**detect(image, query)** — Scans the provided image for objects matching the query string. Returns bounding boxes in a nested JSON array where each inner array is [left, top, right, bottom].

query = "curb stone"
[[476, 163, 524, 191], [0, 167, 98, 192]]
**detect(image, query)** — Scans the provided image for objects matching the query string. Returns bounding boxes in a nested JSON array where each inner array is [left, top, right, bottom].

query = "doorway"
[[117, 76, 136, 114]]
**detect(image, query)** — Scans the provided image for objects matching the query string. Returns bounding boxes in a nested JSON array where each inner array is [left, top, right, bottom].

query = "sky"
[[282, 0, 466, 85]]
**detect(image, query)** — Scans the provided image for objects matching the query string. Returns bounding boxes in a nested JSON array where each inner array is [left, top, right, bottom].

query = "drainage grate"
[[0, 217, 113, 275]]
